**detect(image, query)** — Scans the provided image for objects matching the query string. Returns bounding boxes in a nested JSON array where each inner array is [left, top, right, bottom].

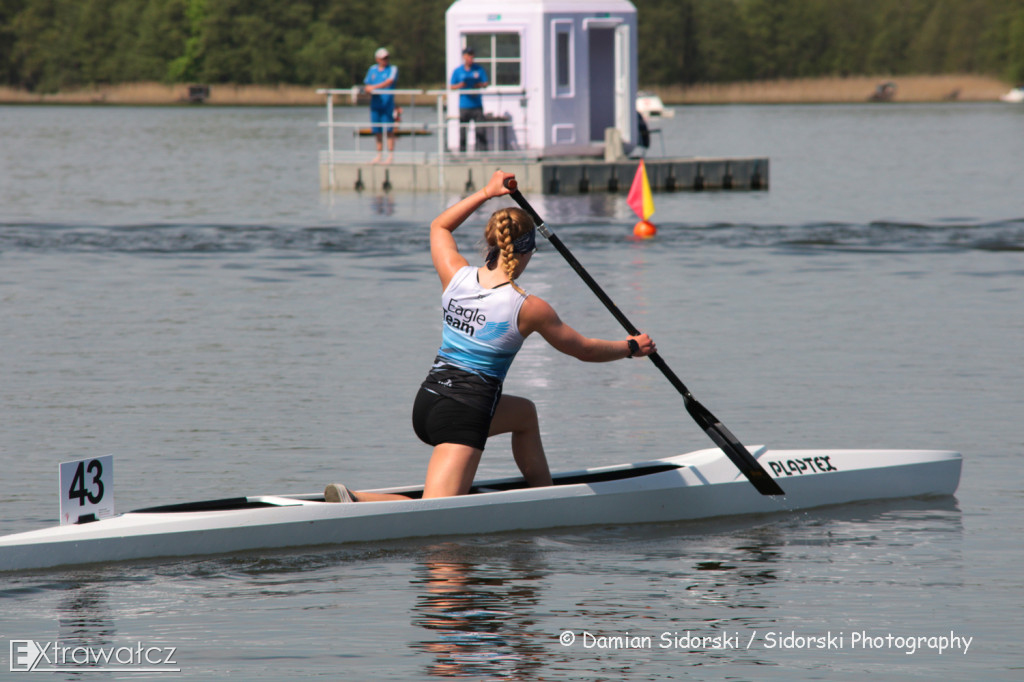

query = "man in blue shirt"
[[450, 47, 489, 152], [364, 47, 398, 163]]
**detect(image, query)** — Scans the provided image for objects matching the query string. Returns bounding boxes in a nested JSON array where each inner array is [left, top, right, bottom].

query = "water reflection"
[[48, 582, 117, 673], [410, 543, 547, 679], [674, 497, 965, 625], [371, 194, 396, 216], [57, 584, 115, 644]]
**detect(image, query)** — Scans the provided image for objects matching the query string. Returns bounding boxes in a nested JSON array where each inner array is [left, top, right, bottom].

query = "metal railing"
[[317, 87, 530, 189]]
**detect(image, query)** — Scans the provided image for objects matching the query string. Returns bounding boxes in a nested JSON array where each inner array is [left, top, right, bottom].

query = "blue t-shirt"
[[364, 64, 398, 111], [450, 63, 488, 110]]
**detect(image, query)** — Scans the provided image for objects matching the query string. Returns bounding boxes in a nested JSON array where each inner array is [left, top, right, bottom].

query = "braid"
[[485, 208, 533, 295], [497, 215, 525, 294]]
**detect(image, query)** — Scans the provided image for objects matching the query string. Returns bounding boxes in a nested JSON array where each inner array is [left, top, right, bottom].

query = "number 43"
[[69, 459, 104, 506]]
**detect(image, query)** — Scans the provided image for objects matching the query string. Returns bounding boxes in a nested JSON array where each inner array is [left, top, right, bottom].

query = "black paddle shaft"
[[505, 183, 784, 496]]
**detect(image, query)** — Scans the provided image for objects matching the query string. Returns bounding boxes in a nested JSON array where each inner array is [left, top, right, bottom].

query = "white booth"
[[445, 0, 639, 157]]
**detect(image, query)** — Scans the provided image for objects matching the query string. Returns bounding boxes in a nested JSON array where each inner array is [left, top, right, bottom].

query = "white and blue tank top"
[[435, 265, 527, 380]]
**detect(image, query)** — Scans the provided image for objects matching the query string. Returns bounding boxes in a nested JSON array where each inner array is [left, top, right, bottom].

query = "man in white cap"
[[364, 47, 398, 163]]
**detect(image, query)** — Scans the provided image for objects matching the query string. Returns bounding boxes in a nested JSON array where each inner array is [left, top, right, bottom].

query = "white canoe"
[[0, 447, 961, 572]]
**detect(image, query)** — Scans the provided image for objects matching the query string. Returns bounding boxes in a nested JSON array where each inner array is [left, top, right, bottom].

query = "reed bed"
[[656, 75, 1011, 104], [0, 75, 1013, 106]]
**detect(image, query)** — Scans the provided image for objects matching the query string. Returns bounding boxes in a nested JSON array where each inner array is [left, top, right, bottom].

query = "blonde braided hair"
[[484, 207, 534, 295]]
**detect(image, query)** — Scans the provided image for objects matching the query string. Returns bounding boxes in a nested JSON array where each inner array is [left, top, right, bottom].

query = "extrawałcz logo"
[[10, 639, 179, 673]]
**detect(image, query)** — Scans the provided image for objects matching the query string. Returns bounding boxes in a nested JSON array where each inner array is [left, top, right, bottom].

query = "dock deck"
[[319, 155, 768, 194]]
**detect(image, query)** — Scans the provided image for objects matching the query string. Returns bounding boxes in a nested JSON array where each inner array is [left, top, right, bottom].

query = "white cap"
[[375, 47, 389, 59]]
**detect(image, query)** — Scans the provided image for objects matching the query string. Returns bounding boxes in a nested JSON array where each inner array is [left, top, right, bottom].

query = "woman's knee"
[[517, 396, 538, 420], [506, 395, 538, 423], [490, 394, 539, 435]]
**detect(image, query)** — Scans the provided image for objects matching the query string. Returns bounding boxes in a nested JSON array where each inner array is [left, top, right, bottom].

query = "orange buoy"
[[633, 220, 657, 239]]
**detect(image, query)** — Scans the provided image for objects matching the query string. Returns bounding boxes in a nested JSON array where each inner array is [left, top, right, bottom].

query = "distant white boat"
[[636, 91, 674, 119], [999, 86, 1024, 103]]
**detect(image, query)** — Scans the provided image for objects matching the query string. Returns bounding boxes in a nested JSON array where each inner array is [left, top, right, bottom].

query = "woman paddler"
[[325, 170, 655, 502]]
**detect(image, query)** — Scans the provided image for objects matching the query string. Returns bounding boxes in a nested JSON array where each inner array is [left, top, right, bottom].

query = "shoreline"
[[0, 74, 1013, 106]]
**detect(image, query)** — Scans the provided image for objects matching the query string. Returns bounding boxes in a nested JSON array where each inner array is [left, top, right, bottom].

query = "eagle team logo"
[[444, 299, 511, 340]]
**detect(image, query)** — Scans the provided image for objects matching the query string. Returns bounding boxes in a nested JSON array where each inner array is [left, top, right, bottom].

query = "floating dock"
[[319, 156, 768, 194], [319, 0, 771, 195], [316, 88, 768, 194]]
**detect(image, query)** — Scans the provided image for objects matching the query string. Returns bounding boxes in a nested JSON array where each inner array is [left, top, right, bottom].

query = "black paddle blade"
[[651, 354, 785, 497], [685, 397, 785, 496]]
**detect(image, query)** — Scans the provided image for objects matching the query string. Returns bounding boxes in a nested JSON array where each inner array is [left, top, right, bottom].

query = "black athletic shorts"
[[412, 388, 493, 450]]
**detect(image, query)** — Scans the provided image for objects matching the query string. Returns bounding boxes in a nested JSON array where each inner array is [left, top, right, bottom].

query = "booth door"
[[588, 24, 631, 144]]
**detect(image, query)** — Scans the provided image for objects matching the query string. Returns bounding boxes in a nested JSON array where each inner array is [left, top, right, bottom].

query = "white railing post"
[[437, 91, 446, 190], [326, 91, 335, 189], [404, 92, 411, 157], [425, 89, 450, 191]]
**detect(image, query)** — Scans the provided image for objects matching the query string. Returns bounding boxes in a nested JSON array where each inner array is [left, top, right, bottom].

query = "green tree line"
[[0, 0, 451, 91], [639, 0, 1024, 84], [2, 0, 1023, 93]]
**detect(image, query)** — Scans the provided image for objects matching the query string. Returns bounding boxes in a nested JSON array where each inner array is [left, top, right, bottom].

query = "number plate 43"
[[59, 455, 115, 525]]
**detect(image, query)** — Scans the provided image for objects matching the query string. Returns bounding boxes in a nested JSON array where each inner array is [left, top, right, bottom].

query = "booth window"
[[554, 23, 572, 95], [463, 33, 521, 86]]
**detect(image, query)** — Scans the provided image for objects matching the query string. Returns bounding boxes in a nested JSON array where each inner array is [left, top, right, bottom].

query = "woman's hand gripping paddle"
[[502, 178, 784, 496]]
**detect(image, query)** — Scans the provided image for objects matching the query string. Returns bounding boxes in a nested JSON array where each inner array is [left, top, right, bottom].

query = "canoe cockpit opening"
[[470, 462, 683, 494], [132, 497, 280, 514], [347, 462, 683, 499], [130, 462, 685, 511]]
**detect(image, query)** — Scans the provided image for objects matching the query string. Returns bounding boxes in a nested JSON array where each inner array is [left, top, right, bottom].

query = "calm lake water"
[[1, 101, 1022, 680]]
